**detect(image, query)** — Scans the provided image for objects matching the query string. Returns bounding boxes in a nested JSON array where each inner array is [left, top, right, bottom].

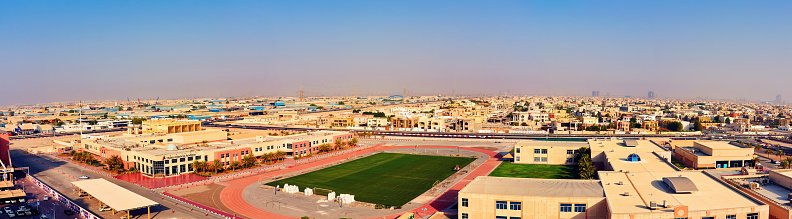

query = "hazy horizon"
[[1, 1, 790, 106]]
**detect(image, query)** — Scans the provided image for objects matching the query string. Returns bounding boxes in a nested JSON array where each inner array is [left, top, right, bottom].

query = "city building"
[[672, 141, 755, 169], [78, 129, 353, 177], [459, 177, 607, 219], [141, 119, 201, 134], [513, 140, 587, 164]]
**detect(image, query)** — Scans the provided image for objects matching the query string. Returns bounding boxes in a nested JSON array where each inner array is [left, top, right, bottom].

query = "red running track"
[[220, 145, 501, 219]]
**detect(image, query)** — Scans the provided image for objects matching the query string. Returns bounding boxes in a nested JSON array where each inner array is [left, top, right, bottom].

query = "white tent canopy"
[[72, 179, 158, 212]]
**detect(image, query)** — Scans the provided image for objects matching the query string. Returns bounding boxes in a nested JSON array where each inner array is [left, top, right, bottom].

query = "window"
[[516, 148, 520, 153], [461, 198, 468, 207], [541, 149, 547, 154], [510, 217, 521, 219], [567, 158, 574, 163], [516, 156, 520, 162], [180, 158, 186, 162], [541, 157, 548, 162], [188, 156, 193, 161], [534, 157, 541, 162], [560, 204, 572, 212], [164, 160, 169, 164], [221, 154, 225, 158], [534, 149, 541, 154], [496, 217, 507, 219], [726, 215, 736, 219], [167, 138, 173, 142], [461, 213, 468, 219], [495, 201, 508, 210], [196, 156, 201, 160], [747, 213, 759, 219], [567, 150, 574, 154], [574, 204, 586, 212], [509, 202, 521, 210], [702, 217, 714, 219], [172, 159, 177, 163]]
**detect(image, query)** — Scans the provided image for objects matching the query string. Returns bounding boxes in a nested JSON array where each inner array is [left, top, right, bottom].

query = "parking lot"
[[0, 176, 77, 219]]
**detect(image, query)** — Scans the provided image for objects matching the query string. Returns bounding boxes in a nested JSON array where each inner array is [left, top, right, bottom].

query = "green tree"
[[348, 138, 358, 147], [319, 143, 332, 153], [693, 120, 703, 131], [104, 155, 125, 171], [666, 121, 683, 132], [725, 118, 731, 124], [749, 156, 761, 168]]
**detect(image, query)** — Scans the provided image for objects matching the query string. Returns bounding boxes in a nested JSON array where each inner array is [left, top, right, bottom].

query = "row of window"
[[534, 149, 548, 154], [559, 203, 586, 213], [680, 214, 758, 219], [461, 215, 520, 219]]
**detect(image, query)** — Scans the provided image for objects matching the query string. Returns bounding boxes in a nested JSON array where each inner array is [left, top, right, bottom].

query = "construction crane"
[[155, 97, 160, 105]]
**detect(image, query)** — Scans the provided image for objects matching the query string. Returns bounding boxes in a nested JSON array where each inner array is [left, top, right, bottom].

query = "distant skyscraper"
[[592, 91, 600, 97], [777, 94, 783, 104], [648, 91, 656, 99]]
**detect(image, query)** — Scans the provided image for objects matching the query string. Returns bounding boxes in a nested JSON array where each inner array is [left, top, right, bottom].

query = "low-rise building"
[[673, 141, 755, 169], [513, 140, 588, 165]]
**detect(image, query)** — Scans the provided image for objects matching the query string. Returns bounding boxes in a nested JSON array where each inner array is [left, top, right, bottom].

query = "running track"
[[220, 145, 501, 219]]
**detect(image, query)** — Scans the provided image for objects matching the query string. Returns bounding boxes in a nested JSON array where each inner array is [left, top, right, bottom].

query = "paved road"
[[11, 150, 221, 219]]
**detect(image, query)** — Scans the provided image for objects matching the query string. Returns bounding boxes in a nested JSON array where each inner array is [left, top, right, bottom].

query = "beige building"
[[141, 119, 201, 134], [673, 141, 755, 169], [601, 171, 767, 219], [78, 130, 353, 177], [459, 177, 607, 219], [513, 140, 588, 165], [460, 138, 768, 219]]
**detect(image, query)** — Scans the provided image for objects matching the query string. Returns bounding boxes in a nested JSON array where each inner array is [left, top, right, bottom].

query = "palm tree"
[[766, 149, 773, 156], [229, 161, 240, 171], [782, 160, 791, 169], [334, 138, 344, 150], [749, 156, 761, 169], [192, 160, 202, 173], [211, 160, 222, 174], [275, 150, 285, 162], [349, 138, 358, 147], [319, 143, 332, 153], [777, 150, 785, 160], [785, 157, 792, 169], [242, 154, 255, 167]]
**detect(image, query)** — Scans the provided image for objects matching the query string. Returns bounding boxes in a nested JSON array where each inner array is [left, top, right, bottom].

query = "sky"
[[1, 1, 790, 105]]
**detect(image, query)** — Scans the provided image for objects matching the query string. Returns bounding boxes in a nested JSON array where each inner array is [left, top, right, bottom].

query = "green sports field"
[[266, 153, 476, 206]]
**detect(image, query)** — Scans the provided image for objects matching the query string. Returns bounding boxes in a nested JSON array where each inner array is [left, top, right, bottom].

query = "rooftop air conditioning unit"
[[623, 192, 630, 196], [649, 201, 658, 210]]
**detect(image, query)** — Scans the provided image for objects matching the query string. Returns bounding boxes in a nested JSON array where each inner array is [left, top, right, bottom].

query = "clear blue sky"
[[1, 1, 790, 105]]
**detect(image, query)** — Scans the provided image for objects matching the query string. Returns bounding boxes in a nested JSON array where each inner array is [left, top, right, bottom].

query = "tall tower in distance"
[[648, 91, 656, 99], [776, 94, 783, 104], [592, 91, 600, 97]]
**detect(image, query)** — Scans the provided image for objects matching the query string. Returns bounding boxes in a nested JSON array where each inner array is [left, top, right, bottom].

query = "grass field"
[[488, 162, 579, 179], [266, 153, 475, 206]]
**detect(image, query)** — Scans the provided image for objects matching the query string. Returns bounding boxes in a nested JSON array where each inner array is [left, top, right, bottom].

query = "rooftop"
[[600, 171, 763, 214], [516, 140, 589, 148], [72, 179, 159, 212], [459, 176, 604, 198]]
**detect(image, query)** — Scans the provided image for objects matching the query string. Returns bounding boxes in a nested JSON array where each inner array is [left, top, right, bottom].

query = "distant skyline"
[[1, 1, 790, 106]]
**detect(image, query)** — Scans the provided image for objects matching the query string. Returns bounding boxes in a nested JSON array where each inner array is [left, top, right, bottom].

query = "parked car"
[[8, 211, 15, 218], [16, 210, 24, 216], [63, 209, 74, 215], [78, 176, 90, 179], [24, 210, 32, 216], [42, 195, 49, 201], [41, 215, 50, 219]]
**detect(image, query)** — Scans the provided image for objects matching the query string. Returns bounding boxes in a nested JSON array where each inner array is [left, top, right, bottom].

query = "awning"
[[72, 179, 158, 211], [0, 189, 26, 199]]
